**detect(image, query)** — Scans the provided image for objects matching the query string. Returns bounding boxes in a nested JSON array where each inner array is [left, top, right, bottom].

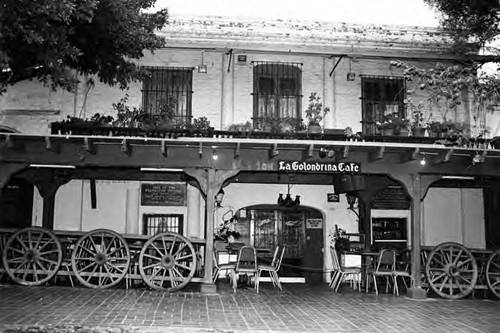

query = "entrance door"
[[303, 210, 324, 284], [236, 205, 324, 284], [0, 178, 33, 228]]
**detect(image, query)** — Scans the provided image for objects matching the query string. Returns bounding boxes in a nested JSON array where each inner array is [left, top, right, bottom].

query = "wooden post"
[[29, 170, 72, 230], [390, 173, 440, 299], [184, 168, 239, 293]]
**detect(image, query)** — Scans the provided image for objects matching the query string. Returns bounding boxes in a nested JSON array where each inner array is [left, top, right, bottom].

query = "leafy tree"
[[424, 0, 500, 53], [0, 0, 168, 93]]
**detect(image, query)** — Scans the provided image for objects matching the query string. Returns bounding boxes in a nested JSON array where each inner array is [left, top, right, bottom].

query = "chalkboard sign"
[[141, 183, 187, 206]]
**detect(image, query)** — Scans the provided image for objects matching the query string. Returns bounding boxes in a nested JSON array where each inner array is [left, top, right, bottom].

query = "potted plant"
[[329, 225, 350, 254], [406, 99, 427, 137], [214, 219, 241, 243], [304, 92, 330, 133], [427, 120, 449, 138]]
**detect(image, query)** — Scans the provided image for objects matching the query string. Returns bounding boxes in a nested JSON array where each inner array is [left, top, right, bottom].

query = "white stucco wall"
[[1, 47, 462, 136], [33, 180, 204, 238], [422, 187, 485, 248]]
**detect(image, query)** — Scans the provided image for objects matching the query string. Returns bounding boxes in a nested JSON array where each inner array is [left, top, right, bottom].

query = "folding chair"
[[256, 245, 287, 293], [232, 246, 258, 293]]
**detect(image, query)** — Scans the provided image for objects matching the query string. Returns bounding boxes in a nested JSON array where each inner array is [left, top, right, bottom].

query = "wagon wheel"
[[2, 227, 62, 286], [425, 242, 478, 299], [139, 232, 197, 292], [71, 229, 130, 289], [486, 250, 500, 298]]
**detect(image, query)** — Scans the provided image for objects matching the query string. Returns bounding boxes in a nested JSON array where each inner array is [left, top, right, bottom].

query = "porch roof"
[[1, 132, 499, 180]]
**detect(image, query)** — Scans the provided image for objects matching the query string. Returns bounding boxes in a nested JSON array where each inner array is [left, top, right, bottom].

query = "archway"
[[233, 204, 324, 284]]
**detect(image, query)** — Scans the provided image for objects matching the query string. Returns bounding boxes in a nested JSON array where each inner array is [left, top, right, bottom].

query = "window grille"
[[142, 214, 184, 236], [141, 67, 193, 124], [252, 62, 302, 129], [361, 75, 405, 135]]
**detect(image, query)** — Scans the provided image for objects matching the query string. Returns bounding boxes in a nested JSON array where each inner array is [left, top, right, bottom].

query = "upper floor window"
[[141, 67, 193, 124], [361, 76, 405, 135], [252, 62, 302, 130]]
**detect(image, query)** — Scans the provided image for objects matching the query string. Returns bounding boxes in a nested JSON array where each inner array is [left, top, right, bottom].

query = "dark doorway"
[[0, 178, 33, 228], [235, 204, 324, 284]]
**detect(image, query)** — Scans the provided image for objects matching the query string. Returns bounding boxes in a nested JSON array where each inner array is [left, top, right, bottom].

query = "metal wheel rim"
[[486, 251, 500, 298], [71, 229, 130, 289], [2, 227, 62, 286], [425, 242, 477, 299], [139, 232, 197, 292]]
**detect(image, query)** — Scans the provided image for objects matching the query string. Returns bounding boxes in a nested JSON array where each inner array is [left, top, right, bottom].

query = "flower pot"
[[381, 128, 394, 136], [398, 128, 410, 137], [412, 127, 426, 137], [308, 124, 322, 134]]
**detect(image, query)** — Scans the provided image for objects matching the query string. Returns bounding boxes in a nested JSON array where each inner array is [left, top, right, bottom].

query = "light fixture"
[[345, 192, 360, 220], [29, 164, 75, 169], [198, 51, 207, 73], [140, 168, 183, 172], [277, 176, 300, 207], [212, 148, 218, 160], [346, 58, 356, 81], [471, 152, 485, 165], [419, 154, 426, 166], [346, 192, 357, 210], [215, 188, 225, 207]]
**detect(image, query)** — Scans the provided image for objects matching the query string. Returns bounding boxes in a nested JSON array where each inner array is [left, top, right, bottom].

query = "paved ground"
[[0, 282, 499, 333]]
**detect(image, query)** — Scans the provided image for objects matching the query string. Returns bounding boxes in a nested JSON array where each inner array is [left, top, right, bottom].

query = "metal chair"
[[256, 245, 287, 293], [366, 249, 396, 295], [232, 245, 258, 293], [329, 246, 361, 292], [212, 250, 235, 283]]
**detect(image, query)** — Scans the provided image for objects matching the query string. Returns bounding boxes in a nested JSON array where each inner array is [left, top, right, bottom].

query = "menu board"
[[140, 183, 186, 206]]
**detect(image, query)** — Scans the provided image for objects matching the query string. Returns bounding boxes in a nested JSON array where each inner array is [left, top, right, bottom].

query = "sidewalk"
[[0, 282, 499, 333]]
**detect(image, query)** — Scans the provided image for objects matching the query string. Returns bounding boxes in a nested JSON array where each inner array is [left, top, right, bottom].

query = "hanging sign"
[[141, 183, 187, 206], [278, 161, 360, 173]]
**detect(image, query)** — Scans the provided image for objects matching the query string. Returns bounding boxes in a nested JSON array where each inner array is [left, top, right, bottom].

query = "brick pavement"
[[0, 282, 499, 333]]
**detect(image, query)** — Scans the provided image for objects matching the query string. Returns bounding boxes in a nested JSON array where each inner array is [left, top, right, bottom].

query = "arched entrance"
[[233, 204, 324, 284]]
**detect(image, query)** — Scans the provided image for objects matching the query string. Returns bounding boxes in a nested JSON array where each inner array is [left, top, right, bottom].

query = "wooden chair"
[[256, 245, 287, 293], [329, 246, 361, 292], [232, 246, 258, 293]]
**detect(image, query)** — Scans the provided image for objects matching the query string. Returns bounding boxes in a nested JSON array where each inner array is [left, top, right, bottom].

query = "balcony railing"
[[50, 121, 498, 149]]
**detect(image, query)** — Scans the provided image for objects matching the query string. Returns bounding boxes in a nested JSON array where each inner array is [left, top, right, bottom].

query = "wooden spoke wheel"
[[2, 227, 62, 286], [139, 232, 197, 292], [71, 229, 130, 289], [486, 251, 500, 298], [425, 242, 478, 299]]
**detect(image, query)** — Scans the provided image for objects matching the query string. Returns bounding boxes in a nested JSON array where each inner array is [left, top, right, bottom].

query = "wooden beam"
[[121, 139, 131, 155], [83, 137, 95, 154], [161, 140, 168, 157], [5, 134, 14, 149], [341, 146, 349, 159], [270, 143, 279, 157], [308, 144, 314, 158], [433, 148, 453, 164], [234, 142, 240, 158], [369, 146, 385, 161]]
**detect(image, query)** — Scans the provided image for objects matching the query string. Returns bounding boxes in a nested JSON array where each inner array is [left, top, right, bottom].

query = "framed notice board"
[[140, 183, 187, 206]]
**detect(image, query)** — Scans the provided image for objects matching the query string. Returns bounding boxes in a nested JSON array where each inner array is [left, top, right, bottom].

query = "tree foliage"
[[0, 0, 168, 93], [424, 0, 500, 52]]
